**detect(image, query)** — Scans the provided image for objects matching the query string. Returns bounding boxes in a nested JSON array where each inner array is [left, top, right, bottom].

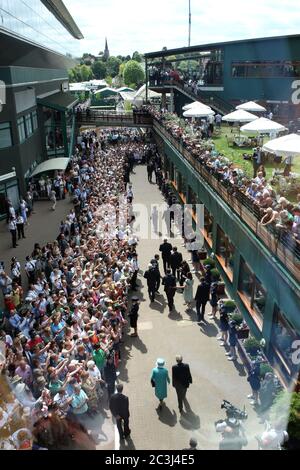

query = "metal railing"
[[153, 117, 300, 282], [76, 110, 153, 127]]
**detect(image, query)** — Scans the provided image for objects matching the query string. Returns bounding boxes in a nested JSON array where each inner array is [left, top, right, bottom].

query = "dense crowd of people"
[[146, 106, 300, 254], [0, 128, 151, 450]]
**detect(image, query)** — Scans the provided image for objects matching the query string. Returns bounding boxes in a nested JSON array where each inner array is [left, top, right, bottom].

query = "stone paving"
[[116, 165, 262, 450]]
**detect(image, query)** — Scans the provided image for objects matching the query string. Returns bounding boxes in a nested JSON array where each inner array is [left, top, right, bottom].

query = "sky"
[[64, 0, 300, 57]]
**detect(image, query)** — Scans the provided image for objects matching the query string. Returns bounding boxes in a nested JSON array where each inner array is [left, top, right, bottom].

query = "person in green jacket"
[[92, 344, 106, 375], [151, 358, 170, 410]]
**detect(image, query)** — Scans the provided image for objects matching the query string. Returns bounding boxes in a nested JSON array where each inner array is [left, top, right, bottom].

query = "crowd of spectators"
[[0, 128, 150, 450], [146, 106, 300, 254]]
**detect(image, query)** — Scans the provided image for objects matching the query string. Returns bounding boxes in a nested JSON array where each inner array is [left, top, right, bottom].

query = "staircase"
[[151, 80, 233, 115]]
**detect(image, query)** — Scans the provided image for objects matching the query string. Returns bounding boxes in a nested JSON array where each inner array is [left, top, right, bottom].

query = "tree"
[[123, 60, 145, 87], [119, 63, 126, 76], [92, 61, 107, 79], [132, 51, 143, 63], [106, 57, 122, 78], [105, 76, 113, 86], [68, 68, 76, 83], [80, 65, 93, 81]]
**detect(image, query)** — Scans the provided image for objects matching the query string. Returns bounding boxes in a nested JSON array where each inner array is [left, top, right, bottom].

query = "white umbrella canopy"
[[222, 109, 257, 123], [262, 133, 300, 157], [240, 117, 286, 134], [236, 101, 266, 112], [183, 101, 211, 111], [183, 104, 215, 118]]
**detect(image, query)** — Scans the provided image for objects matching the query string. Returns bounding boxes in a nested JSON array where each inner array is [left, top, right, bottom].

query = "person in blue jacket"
[[151, 358, 170, 410]]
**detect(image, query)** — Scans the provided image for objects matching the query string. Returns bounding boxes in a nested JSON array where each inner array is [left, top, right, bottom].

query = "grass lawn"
[[212, 125, 300, 181]]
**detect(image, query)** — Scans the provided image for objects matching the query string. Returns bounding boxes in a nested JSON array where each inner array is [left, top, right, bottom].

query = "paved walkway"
[[0, 168, 262, 451], [117, 165, 262, 450]]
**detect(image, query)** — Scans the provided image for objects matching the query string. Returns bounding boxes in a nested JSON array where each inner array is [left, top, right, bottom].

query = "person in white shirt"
[[9, 217, 18, 248], [11, 257, 21, 285]]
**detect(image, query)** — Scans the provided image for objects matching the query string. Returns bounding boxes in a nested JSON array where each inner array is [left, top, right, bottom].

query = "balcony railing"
[[76, 110, 153, 127], [153, 117, 300, 283]]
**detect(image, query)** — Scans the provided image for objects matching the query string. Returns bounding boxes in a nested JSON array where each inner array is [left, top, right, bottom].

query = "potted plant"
[[211, 268, 221, 282], [259, 363, 274, 378], [243, 336, 261, 357], [229, 312, 243, 324], [219, 299, 236, 314], [203, 258, 216, 268], [198, 250, 207, 260], [217, 282, 225, 295]]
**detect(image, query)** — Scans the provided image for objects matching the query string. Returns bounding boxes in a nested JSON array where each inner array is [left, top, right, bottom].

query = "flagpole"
[[188, 0, 192, 47]]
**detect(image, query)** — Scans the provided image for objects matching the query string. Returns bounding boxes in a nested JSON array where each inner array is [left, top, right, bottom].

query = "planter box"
[[237, 328, 250, 340], [217, 283, 225, 295]]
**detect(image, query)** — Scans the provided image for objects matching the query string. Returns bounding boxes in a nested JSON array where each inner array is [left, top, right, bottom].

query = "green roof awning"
[[37, 92, 78, 112]]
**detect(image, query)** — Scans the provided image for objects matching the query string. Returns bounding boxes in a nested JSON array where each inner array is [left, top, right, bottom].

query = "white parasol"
[[236, 101, 266, 112]]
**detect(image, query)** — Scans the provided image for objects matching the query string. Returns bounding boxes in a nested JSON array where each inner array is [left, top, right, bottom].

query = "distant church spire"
[[103, 38, 110, 61]]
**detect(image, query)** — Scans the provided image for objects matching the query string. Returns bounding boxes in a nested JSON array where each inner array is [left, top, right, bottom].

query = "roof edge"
[[41, 0, 84, 40], [145, 34, 300, 58]]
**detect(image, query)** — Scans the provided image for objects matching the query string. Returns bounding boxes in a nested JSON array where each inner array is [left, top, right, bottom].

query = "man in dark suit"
[[162, 269, 177, 312], [144, 263, 158, 303], [109, 384, 131, 440], [159, 239, 173, 273], [195, 278, 210, 323], [151, 254, 161, 292], [172, 355, 193, 413], [170, 247, 183, 281]]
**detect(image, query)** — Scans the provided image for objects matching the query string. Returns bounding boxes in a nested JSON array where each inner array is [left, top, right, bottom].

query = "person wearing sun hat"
[[150, 358, 170, 410]]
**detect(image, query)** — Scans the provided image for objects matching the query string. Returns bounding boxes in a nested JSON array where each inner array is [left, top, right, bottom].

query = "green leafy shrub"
[[270, 391, 300, 442], [230, 312, 243, 325], [244, 336, 261, 355], [203, 258, 216, 268], [259, 363, 274, 378], [210, 268, 221, 281], [223, 299, 236, 308]]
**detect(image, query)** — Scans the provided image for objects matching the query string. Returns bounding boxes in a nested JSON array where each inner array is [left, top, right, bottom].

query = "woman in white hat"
[[150, 359, 170, 410]]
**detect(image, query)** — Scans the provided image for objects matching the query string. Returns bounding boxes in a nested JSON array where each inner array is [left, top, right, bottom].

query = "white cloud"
[[63, 0, 300, 56]]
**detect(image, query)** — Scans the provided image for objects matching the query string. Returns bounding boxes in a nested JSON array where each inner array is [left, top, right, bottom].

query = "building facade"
[[145, 35, 300, 121], [0, 0, 83, 216]]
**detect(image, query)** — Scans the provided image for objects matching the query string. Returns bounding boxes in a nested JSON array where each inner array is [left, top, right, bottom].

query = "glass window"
[[232, 60, 300, 78], [253, 277, 266, 315], [216, 226, 235, 276], [271, 306, 300, 372], [0, 122, 13, 148], [17, 116, 26, 143], [204, 207, 214, 242], [238, 258, 254, 300], [25, 113, 33, 137], [32, 110, 38, 130], [238, 258, 266, 317]]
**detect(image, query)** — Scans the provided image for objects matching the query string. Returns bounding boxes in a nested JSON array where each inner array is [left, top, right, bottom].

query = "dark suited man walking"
[[159, 239, 173, 273], [144, 263, 158, 303], [151, 254, 161, 293], [195, 277, 210, 323], [172, 356, 193, 413], [162, 269, 177, 312], [170, 247, 183, 281], [109, 384, 131, 441]]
